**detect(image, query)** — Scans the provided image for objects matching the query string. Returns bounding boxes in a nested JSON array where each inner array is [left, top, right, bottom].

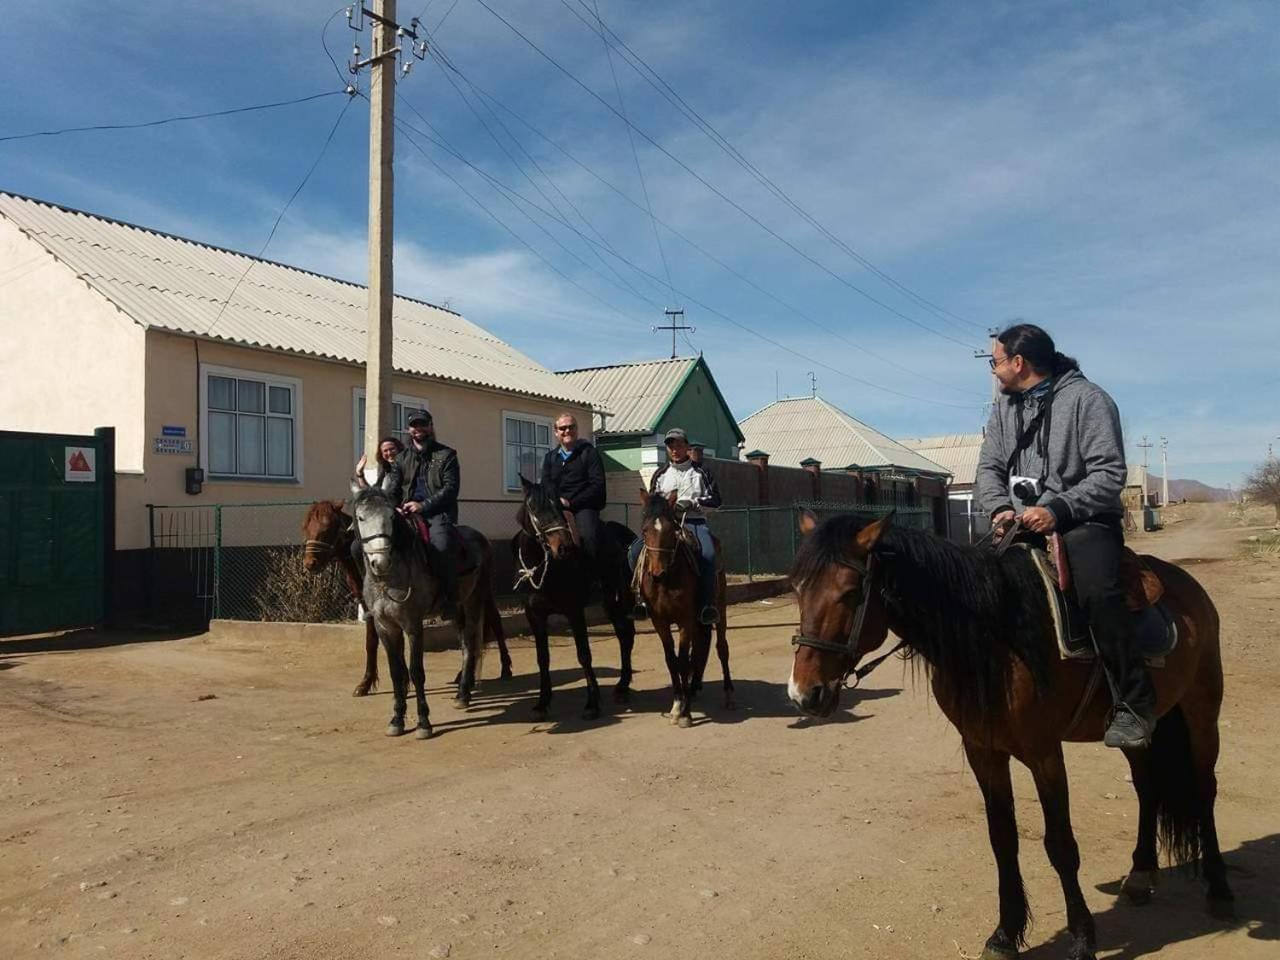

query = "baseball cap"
[[663, 428, 688, 444], [406, 410, 433, 426]]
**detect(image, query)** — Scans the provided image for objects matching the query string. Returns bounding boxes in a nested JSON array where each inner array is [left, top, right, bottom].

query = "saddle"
[[400, 512, 477, 578], [1016, 539, 1177, 665]]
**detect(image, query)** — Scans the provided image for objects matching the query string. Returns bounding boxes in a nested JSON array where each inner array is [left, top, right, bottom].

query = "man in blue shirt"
[[540, 413, 606, 566]]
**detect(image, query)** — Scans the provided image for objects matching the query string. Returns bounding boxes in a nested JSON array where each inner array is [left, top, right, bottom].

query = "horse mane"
[[793, 514, 1053, 720]]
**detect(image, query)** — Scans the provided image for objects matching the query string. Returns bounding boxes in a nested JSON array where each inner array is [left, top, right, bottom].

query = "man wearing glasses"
[[976, 323, 1154, 750], [541, 413, 607, 567]]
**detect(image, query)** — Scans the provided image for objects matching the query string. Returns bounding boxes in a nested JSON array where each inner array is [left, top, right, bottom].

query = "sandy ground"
[[1, 503, 1277, 959]]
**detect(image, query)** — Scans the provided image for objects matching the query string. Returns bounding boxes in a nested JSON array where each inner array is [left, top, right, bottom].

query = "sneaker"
[[1104, 705, 1153, 750], [699, 605, 719, 627], [630, 601, 649, 621]]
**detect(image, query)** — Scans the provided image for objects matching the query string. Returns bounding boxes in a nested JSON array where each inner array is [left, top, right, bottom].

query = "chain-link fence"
[[145, 499, 930, 626]]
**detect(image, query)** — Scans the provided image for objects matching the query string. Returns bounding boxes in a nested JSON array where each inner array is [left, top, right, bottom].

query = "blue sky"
[[3, 0, 1277, 487]]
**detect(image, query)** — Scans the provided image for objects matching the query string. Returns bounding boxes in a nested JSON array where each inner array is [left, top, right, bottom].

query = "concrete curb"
[[206, 576, 791, 653]]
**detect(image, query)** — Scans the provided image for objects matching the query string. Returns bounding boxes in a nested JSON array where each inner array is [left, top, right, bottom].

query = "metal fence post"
[[745, 507, 753, 581], [213, 504, 223, 620]]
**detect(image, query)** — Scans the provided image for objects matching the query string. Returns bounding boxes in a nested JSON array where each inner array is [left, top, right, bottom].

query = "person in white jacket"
[[630, 428, 723, 625]]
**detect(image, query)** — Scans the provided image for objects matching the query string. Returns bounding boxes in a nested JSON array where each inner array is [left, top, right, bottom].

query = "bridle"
[[790, 551, 904, 688], [514, 500, 571, 591], [303, 514, 352, 565], [637, 507, 692, 585]]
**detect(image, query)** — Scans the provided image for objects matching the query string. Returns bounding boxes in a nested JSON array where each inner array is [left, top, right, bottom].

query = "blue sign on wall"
[[161, 425, 187, 437]]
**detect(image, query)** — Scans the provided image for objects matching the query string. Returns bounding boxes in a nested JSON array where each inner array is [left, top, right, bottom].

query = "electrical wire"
[[563, 0, 985, 335], [466, 0, 976, 349], [428, 44, 972, 396], [0, 90, 346, 145], [205, 93, 356, 336]]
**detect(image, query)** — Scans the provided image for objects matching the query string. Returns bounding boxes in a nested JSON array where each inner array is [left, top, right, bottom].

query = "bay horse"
[[301, 500, 512, 695], [301, 499, 384, 697], [514, 476, 636, 721], [787, 511, 1231, 960], [349, 483, 498, 738], [636, 489, 734, 727]]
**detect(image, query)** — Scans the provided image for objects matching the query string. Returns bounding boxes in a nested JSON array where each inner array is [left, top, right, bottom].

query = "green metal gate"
[[0, 429, 113, 636]]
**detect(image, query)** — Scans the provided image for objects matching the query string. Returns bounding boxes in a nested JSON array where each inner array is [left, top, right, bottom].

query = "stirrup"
[[630, 601, 649, 621], [698, 605, 719, 626]]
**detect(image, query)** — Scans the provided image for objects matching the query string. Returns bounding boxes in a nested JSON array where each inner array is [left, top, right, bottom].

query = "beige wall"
[[0, 218, 147, 471], [123, 330, 593, 549]]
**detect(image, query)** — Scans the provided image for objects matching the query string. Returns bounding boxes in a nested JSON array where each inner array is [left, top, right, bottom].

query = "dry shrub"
[[251, 547, 357, 622]]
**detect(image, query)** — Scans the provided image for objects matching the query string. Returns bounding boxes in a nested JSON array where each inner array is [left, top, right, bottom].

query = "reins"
[[790, 552, 905, 688], [513, 501, 570, 591]]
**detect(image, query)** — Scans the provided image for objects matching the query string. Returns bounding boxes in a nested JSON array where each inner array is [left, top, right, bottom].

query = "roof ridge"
[[555, 356, 695, 375], [0, 189, 463, 318]]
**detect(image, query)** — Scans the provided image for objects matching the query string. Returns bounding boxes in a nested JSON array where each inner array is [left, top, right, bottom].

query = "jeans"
[[1064, 521, 1156, 717], [628, 519, 717, 610]]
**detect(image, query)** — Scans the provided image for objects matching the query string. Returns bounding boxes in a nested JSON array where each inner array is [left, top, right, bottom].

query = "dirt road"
[[2, 504, 1276, 959]]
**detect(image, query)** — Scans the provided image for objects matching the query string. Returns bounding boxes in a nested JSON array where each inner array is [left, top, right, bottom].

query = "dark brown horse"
[[636, 490, 733, 727], [514, 477, 636, 721], [788, 511, 1231, 960], [301, 500, 512, 696]]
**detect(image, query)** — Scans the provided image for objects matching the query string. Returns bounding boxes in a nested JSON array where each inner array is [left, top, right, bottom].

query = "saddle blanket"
[[1021, 545, 1178, 666]]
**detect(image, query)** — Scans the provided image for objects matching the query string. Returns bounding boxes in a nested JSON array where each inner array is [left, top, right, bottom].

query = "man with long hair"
[[977, 323, 1155, 748]]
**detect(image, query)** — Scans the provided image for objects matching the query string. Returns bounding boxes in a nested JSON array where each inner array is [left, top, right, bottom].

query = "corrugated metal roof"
[[900, 434, 984, 486], [556, 357, 697, 434], [0, 192, 590, 406], [738, 396, 950, 475]]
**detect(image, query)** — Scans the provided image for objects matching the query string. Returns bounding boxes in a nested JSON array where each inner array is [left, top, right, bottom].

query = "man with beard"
[[976, 323, 1153, 749]]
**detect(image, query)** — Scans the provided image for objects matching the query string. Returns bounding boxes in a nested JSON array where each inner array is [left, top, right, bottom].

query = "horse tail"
[[1149, 703, 1203, 870]]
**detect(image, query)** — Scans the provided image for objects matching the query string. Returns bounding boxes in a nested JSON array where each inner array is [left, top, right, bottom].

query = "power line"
[[466, 0, 976, 349], [393, 105, 978, 410], [0, 90, 346, 145], [205, 93, 356, 336], [562, 0, 985, 335], [428, 44, 972, 397]]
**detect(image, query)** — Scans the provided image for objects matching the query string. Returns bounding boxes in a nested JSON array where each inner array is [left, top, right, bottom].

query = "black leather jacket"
[[394, 439, 460, 522], [541, 440, 607, 511]]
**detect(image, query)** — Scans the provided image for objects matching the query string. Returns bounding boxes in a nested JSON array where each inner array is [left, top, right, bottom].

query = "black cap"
[[406, 410, 433, 427], [663, 427, 688, 444]]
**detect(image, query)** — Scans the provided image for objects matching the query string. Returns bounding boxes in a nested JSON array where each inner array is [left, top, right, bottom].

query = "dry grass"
[[1228, 502, 1278, 527], [251, 548, 356, 623]]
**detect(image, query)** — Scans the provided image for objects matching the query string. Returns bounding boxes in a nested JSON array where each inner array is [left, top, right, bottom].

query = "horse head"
[[350, 482, 400, 579], [301, 499, 351, 573], [639, 487, 684, 584], [518, 475, 575, 561], [788, 510, 893, 717]]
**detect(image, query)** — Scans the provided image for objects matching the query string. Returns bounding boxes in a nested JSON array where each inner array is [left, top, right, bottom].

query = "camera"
[[1010, 475, 1042, 505]]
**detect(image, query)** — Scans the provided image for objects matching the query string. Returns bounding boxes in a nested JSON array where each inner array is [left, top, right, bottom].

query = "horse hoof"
[[500, 665, 514, 680], [724, 694, 737, 710], [979, 947, 1018, 960], [415, 724, 433, 740], [1207, 892, 1236, 921], [352, 680, 376, 697], [677, 715, 693, 729], [581, 705, 601, 721], [612, 685, 631, 704], [385, 722, 405, 737], [1122, 869, 1158, 905], [532, 705, 549, 722], [450, 671, 462, 686]]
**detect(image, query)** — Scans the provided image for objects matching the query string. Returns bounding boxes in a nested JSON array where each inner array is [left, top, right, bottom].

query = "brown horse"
[[301, 500, 512, 696], [788, 511, 1231, 960], [636, 489, 734, 727]]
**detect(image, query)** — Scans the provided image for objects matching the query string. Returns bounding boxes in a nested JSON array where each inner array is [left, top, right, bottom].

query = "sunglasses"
[[555, 425, 576, 432], [988, 354, 1017, 370]]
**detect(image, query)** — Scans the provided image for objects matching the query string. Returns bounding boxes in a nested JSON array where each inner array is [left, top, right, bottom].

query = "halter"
[[513, 502, 570, 591], [303, 513, 352, 563], [790, 551, 904, 688]]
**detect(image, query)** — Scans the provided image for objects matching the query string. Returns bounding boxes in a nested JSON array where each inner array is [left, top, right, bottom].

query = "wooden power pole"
[[363, 0, 397, 467]]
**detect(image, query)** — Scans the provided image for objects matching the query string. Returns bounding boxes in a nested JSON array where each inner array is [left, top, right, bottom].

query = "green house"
[[556, 356, 745, 472]]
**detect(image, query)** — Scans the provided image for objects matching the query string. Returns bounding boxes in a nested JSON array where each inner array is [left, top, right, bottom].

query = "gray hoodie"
[[975, 367, 1127, 526]]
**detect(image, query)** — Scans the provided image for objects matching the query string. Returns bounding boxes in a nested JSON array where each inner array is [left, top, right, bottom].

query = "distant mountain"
[[1158, 477, 1233, 502]]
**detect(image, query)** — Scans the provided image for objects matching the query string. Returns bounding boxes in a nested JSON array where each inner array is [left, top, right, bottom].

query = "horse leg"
[[654, 620, 684, 724], [353, 617, 380, 697], [407, 623, 432, 740], [380, 626, 408, 737], [690, 623, 712, 702], [1121, 750, 1160, 905], [1028, 748, 1097, 960], [715, 611, 735, 710], [458, 595, 485, 708], [488, 592, 514, 679], [607, 595, 635, 705], [452, 605, 472, 703], [569, 608, 601, 721], [964, 740, 1029, 959], [674, 618, 696, 728], [531, 607, 553, 721], [1181, 695, 1233, 910]]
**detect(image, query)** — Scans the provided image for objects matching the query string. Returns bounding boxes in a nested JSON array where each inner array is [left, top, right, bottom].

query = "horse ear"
[[331, 499, 345, 511], [856, 514, 893, 552], [638, 486, 649, 505], [798, 509, 818, 536], [666, 489, 679, 509], [520, 473, 535, 493], [350, 478, 366, 497]]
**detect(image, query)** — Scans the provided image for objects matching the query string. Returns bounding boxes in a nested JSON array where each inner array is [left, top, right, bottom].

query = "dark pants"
[[573, 508, 600, 565], [628, 519, 717, 610], [1064, 522, 1156, 717]]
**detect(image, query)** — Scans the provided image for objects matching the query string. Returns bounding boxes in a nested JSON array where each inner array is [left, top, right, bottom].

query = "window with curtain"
[[205, 370, 298, 479], [503, 413, 552, 491]]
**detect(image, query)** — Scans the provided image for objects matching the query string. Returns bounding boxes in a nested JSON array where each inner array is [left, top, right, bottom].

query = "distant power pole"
[[654, 308, 693, 359], [808, 371, 817, 397], [1160, 437, 1169, 506], [1137, 435, 1154, 503], [973, 326, 1002, 420]]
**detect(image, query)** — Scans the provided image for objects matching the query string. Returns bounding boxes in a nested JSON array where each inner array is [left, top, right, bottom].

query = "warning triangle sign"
[[68, 450, 91, 472]]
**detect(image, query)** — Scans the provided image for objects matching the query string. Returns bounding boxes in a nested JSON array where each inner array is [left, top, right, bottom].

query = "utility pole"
[[654, 308, 693, 360], [808, 371, 817, 398], [1160, 437, 1169, 506], [973, 326, 1002, 422], [345, 2, 425, 472], [1137, 435, 1153, 504]]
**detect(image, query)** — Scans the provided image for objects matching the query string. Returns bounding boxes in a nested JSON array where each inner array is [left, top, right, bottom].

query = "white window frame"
[[199, 362, 304, 483], [351, 389, 430, 462], [502, 410, 555, 493]]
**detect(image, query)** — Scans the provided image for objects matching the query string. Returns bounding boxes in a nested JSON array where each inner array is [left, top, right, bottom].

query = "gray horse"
[[349, 482, 495, 739]]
